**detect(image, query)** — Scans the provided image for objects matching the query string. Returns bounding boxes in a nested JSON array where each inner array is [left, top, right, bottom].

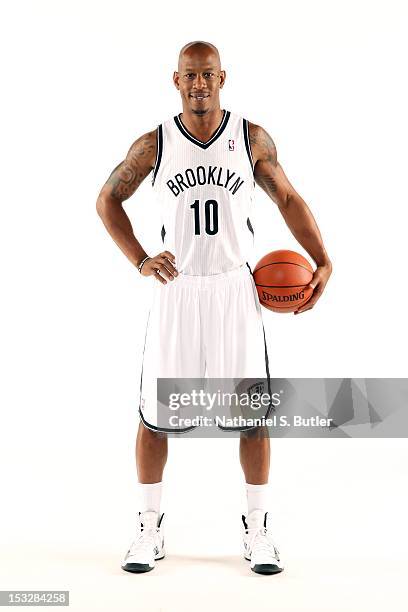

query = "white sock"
[[139, 482, 162, 514], [246, 482, 269, 515]]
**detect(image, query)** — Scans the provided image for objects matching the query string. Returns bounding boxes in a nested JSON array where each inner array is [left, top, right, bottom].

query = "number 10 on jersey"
[[190, 199, 219, 236]]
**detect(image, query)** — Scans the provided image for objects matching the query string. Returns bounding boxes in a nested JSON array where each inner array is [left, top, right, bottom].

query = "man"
[[96, 41, 332, 575]]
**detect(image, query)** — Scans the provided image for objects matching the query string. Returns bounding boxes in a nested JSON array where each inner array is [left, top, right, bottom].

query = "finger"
[[156, 260, 177, 281], [294, 303, 314, 314], [154, 269, 167, 285], [161, 251, 176, 263], [294, 306, 313, 315], [308, 274, 321, 290], [163, 258, 178, 275], [155, 256, 178, 276], [156, 257, 178, 278], [295, 293, 322, 313]]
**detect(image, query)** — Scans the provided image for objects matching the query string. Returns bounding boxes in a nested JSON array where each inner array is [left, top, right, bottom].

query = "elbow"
[[96, 193, 118, 221], [96, 193, 123, 228], [96, 196, 106, 219]]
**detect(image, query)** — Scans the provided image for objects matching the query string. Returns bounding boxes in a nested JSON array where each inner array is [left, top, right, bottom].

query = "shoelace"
[[246, 526, 278, 558], [129, 527, 161, 555]]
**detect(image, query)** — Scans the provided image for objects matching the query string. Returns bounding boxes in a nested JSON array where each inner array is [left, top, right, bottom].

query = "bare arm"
[[96, 130, 156, 267], [96, 130, 177, 283], [249, 122, 332, 313]]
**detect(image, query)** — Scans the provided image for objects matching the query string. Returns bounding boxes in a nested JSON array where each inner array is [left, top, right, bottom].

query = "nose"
[[193, 74, 206, 89]]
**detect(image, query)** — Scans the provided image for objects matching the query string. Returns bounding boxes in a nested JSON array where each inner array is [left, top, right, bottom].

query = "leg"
[[136, 421, 168, 483], [240, 427, 283, 575], [122, 422, 167, 574], [239, 426, 270, 484]]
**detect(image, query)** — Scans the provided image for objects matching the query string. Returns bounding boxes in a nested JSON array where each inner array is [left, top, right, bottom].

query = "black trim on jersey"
[[247, 217, 254, 236], [243, 118, 255, 174], [174, 110, 231, 150], [161, 225, 166, 243], [152, 125, 163, 186]]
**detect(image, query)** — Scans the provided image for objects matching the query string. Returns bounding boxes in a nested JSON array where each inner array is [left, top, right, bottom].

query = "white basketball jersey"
[[151, 109, 256, 275]]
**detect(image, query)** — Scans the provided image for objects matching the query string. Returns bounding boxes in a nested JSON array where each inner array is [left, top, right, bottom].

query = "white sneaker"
[[242, 509, 284, 575], [122, 511, 165, 573]]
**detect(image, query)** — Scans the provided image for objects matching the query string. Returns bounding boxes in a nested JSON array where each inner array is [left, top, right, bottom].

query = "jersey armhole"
[[243, 118, 255, 177], [152, 124, 163, 186]]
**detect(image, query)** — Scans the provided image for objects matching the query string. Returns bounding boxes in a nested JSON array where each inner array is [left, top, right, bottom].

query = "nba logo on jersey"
[[228, 139, 235, 151]]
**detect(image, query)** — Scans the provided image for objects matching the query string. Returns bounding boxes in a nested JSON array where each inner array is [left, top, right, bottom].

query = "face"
[[173, 49, 226, 116]]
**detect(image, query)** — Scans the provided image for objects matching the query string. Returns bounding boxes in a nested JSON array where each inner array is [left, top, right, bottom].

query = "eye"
[[204, 72, 215, 78], [184, 73, 195, 79]]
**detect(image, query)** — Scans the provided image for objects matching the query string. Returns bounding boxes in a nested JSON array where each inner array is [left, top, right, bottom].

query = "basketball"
[[253, 250, 314, 313]]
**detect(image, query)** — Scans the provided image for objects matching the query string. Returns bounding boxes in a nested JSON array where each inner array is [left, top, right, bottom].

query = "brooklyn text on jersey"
[[166, 165, 245, 197]]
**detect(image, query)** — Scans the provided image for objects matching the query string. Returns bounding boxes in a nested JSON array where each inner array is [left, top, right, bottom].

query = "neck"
[[179, 106, 224, 139]]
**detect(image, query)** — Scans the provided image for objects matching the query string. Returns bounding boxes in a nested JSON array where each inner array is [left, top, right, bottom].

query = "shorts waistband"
[[174, 263, 252, 286]]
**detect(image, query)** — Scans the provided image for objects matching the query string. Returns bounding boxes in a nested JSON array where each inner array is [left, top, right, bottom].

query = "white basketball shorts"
[[138, 262, 272, 433]]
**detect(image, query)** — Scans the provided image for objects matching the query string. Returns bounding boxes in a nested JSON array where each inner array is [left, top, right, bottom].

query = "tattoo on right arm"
[[106, 130, 156, 201]]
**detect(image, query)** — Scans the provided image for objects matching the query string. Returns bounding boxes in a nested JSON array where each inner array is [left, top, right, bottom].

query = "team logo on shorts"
[[247, 381, 265, 396], [228, 139, 235, 151]]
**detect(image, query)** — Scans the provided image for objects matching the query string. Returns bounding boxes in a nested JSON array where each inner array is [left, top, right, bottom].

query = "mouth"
[[189, 94, 210, 101]]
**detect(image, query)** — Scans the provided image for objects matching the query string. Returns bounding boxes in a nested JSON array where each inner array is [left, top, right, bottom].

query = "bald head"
[[174, 41, 226, 116], [178, 41, 221, 71]]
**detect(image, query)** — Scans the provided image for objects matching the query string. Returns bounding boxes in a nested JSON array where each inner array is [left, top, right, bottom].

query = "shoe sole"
[[122, 563, 154, 573], [245, 555, 284, 575], [251, 564, 284, 575], [121, 554, 165, 573]]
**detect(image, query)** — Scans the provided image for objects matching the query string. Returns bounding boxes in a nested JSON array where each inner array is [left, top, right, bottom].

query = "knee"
[[240, 425, 269, 441], [138, 421, 167, 442]]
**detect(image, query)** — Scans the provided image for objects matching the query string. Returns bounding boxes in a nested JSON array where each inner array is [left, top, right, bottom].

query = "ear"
[[173, 71, 180, 90], [219, 70, 226, 89]]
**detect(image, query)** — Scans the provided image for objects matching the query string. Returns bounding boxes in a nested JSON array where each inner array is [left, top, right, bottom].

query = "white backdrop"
[[1, 1, 407, 611]]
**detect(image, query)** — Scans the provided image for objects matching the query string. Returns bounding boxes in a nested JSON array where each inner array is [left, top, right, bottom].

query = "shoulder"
[[247, 122, 277, 166], [125, 128, 158, 170], [103, 128, 158, 200]]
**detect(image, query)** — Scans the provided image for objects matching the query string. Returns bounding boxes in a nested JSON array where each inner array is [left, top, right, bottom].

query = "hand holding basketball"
[[253, 250, 331, 314], [294, 262, 332, 314], [140, 251, 178, 284]]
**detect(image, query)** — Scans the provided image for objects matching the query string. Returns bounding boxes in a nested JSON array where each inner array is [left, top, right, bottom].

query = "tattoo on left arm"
[[255, 174, 279, 196], [249, 124, 280, 199], [249, 127, 277, 165]]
